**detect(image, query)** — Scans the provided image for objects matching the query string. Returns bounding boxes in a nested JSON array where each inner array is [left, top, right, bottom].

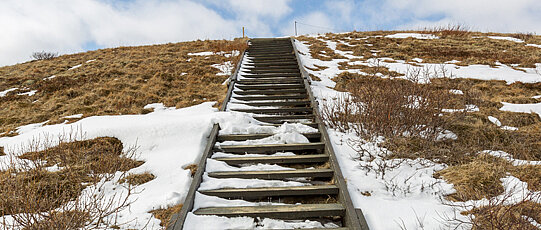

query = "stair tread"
[[193, 203, 344, 219]]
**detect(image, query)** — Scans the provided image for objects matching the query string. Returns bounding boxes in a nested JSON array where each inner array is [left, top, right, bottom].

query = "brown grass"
[[119, 172, 156, 185], [150, 203, 183, 227], [0, 38, 248, 136], [302, 30, 541, 229], [0, 136, 140, 228], [183, 164, 198, 177], [314, 31, 541, 68]]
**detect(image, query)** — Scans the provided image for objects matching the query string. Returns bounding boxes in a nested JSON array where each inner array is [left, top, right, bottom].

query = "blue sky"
[[2, 0, 541, 66]]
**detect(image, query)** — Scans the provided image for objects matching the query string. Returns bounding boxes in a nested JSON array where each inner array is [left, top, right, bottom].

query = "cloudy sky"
[[2, 0, 541, 66]]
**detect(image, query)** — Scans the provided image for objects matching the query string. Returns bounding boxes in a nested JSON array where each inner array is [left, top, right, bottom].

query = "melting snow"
[[385, 33, 439, 39], [487, 36, 524, 43], [0, 88, 18, 97]]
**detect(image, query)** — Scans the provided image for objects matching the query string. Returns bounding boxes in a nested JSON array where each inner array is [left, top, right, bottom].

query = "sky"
[[1, 0, 541, 66]]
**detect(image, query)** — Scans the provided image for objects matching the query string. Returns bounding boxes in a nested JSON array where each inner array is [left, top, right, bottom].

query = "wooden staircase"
[[168, 38, 369, 230]]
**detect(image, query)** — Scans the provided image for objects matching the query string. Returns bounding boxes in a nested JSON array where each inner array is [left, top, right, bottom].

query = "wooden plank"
[[233, 89, 306, 95], [236, 84, 304, 90], [215, 142, 324, 153], [233, 95, 307, 101], [239, 100, 310, 107], [207, 168, 334, 179], [217, 132, 320, 141], [214, 154, 328, 165], [253, 114, 315, 122], [231, 107, 312, 114], [263, 123, 318, 128], [236, 80, 303, 85], [240, 73, 301, 77], [193, 203, 344, 219], [244, 66, 299, 71], [246, 69, 300, 74], [199, 185, 338, 198]]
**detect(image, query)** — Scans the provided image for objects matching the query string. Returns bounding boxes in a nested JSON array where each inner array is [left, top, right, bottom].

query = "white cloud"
[[0, 0, 244, 66]]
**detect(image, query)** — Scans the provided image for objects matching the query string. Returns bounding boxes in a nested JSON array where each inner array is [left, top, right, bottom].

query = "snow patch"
[[385, 33, 439, 40], [487, 36, 524, 43]]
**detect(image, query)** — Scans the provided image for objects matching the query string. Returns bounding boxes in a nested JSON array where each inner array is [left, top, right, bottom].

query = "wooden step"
[[247, 51, 293, 55], [236, 84, 304, 90], [240, 73, 301, 78], [247, 57, 297, 62], [233, 95, 307, 101], [207, 168, 333, 179], [239, 100, 310, 107], [199, 185, 338, 199], [243, 63, 298, 67], [233, 89, 306, 95], [217, 132, 320, 141], [236, 79, 303, 85], [243, 66, 299, 71], [215, 142, 324, 154], [264, 123, 319, 128], [214, 154, 328, 165], [243, 61, 299, 66], [254, 114, 315, 123], [193, 203, 344, 219], [246, 70, 300, 75], [231, 107, 312, 114]]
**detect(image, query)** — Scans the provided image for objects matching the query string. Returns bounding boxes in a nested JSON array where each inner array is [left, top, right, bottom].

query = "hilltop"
[[1, 29, 541, 229]]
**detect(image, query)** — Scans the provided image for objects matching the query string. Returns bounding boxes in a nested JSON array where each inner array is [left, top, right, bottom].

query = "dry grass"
[[0, 136, 141, 228], [183, 164, 198, 177], [469, 201, 541, 230], [435, 154, 510, 201], [312, 30, 541, 68], [302, 31, 541, 228], [296, 36, 344, 61], [118, 172, 155, 186], [0, 38, 248, 136], [150, 203, 183, 227]]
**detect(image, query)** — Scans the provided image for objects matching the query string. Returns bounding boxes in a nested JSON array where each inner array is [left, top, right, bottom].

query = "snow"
[[43, 75, 56, 80], [412, 57, 423, 62], [0, 88, 18, 97], [484, 150, 541, 166], [63, 114, 83, 119], [187, 51, 214, 56], [526, 44, 541, 48], [385, 33, 439, 40], [211, 61, 233, 76], [488, 116, 502, 126], [86, 59, 96, 63], [449, 89, 463, 95], [487, 36, 524, 43], [69, 64, 82, 70], [17, 90, 37, 96], [0, 102, 275, 229], [500, 102, 541, 118]]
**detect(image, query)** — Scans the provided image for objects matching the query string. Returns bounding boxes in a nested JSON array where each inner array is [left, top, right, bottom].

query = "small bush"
[[321, 68, 459, 141], [0, 135, 141, 229], [31, 51, 58, 60], [422, 23, 471, 38]]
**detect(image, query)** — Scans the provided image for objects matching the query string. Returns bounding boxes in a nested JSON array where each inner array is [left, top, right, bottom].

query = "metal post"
[[294, 21, 297, 36], [242, 27, 245, 38]]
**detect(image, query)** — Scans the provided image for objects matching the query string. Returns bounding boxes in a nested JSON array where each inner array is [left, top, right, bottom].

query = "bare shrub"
[[512, 32, 536, 42], [442, 183, 541, 230], [31, 51, 58, 60], [422, 23, 471, 38], [321, 66, 460, 141], [0, 132, 141, 229]]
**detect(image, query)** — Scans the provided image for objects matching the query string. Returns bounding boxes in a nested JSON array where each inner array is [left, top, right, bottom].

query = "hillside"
[[1, 30, 541, 229]]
